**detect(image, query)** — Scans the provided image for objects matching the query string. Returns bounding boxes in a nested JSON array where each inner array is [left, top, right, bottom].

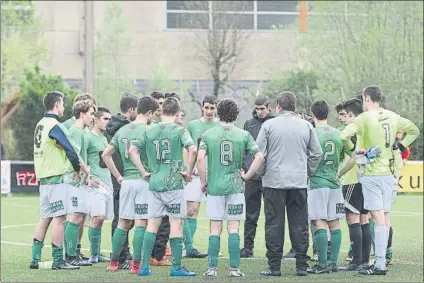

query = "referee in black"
[[257, 91, 322, 277], [240, 95, 274, 258]]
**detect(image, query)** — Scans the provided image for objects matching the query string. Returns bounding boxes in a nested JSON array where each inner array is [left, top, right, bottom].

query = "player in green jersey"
[[62, 93, 96, 130], [183, 94, 219, 258], [337, 98, 373, 272], [84, 107, 113, 264], [31, 91, 88, 270], [64, 100, 96, 267], [102, 96, 159, 273], [132, 97, 198, 277], [198, 99, 263, 277], [341, 85, 420, 275]]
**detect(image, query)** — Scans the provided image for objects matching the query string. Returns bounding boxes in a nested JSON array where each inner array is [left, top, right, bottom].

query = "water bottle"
[[38, 261, 53, 269]]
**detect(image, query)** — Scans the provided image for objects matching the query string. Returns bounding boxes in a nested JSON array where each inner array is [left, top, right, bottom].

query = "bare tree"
[[185, 1, 252, 99]]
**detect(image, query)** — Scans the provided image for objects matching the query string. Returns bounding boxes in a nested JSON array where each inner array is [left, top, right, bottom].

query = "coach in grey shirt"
[[257, 91, 322, 277]]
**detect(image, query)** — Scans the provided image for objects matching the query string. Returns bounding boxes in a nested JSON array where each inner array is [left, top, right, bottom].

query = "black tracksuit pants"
[[243, 179, 263, 251], [264, 187, 309, 271]]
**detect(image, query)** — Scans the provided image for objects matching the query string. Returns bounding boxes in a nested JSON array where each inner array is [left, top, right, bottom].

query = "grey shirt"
[[256, 111, 322, 189]]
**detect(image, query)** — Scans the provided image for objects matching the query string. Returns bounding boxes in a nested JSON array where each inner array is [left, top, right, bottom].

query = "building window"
[[165, 0, 299, 30]]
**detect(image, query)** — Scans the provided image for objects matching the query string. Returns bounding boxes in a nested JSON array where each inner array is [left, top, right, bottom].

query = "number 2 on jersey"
[[324, 141, 335, 165], [153, 139, 171, 164], [220, 141, 233, 166]]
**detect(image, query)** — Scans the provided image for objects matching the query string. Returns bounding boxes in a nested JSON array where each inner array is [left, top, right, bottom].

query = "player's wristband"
[[397, 142, 406, 153]]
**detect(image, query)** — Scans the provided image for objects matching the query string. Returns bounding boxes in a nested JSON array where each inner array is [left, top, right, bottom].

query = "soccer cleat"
[[203, 267, 218, 277], [29, 261, 39, 269], [106, 261, 119, 272], [150, 256, 171, 266], [89, 255, 99, 264], [338, 262, 361, 271], [170, 266, 196, 276], [296, 268, 308, 276], [165, 247, 172, 257], [185, 248, 208, 258], [138, 267, 152, 276], [229, 268, 245, 277], [307, 265, 330, 274], [52, 261, 80, 270], [240, 248, 254, 258], [118, 262, 132, 270], [130, 262, 141, 274], [359, 265, 387, 275], [327, 263, 338, 273], [260, 267, 281, 276], [282, 248, 296, 260], [98, 254, 111, 262], [65, 255, 92, 267], [386, 248, 393, 265]]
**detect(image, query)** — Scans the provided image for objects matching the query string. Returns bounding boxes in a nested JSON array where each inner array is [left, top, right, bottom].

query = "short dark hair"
[[335, 102, 344, 113], [43, 91, 64, 111], [165, 92, 180, 101], [363, 85, 382, 102], [137, 96, 159, 115], [311, 100, 329, 120], [95, 107, 111, 118], [355, 92, 363, 102], [203, 94, 218, 106], [343, 98, 363, 117], [150, 91, 165, 100], [255, 95, 271, 106], [162, 97, 181, 116], [217, 99, 239, 123], [73, 99, 96, 119], [73, 93, 96, 105], [120, 93, 138, 113], [276, 91, 296, 112]]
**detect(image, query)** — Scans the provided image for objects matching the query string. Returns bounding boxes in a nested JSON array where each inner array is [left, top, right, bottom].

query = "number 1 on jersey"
[[382, 123, 390, 148]]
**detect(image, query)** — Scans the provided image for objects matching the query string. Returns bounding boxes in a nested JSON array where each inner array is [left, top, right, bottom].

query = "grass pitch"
[[1, 194, 423, 282]]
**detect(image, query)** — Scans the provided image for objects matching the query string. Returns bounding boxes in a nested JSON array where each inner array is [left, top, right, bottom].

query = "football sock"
[[374, 225, 387, 269], [330, 229, 342, 264], [348, 223, 363, 264], [183, 219, 193, 252], [315, 229, 328, 268], [31, 238, 44, 262], [111, 228, 128, 262], [64, 221, 69, 255], [64, 222, 79, 257], [188, 218, 197, 242], [88, 227, 101, 256], [228, 233, 241, 269], [132, 226, 146, 263], [52, 243, 64, 265], [208, 236, 220, 268], [170, 237, 183, 270], [361, 223, 372, 264], [141, 232, 156, 269]]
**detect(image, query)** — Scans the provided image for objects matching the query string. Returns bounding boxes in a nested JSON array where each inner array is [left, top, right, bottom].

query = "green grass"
[[1, 195, 423, 282]]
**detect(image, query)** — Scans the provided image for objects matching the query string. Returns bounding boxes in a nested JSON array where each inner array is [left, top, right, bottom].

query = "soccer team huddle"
[[30, 86, 419, 278]]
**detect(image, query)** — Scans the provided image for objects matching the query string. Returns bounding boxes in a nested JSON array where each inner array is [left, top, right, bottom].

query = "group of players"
[[30, 85, 419, 277]]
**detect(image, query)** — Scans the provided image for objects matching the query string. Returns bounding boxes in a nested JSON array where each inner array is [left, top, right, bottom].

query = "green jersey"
[[310, 125, 349, 190], [137, 122, 194, 192], [187, 118, 219, 146], [199, 125, 259, 196], [68, 125, 88, 164], [62, 117, 76, 130], [111, 122, 149, 180], [341, 108, 420, 176], [86, 131, 112, 188]]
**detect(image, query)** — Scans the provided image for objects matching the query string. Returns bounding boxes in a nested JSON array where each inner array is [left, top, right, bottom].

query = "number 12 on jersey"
[[153, 139, 171, 164]]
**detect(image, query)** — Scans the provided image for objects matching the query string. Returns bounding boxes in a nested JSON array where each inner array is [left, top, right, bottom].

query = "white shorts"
[[206, 193, 246, 221], [67, 184, 89, 214], [119, 179, 149, 220], [87, 186, 113, 219], [39, 183, 68, 218], [148, 190, 186, 219], [360, 175, 395, 212], [184, 176, 206, 202], [308, 188, 345, 221]]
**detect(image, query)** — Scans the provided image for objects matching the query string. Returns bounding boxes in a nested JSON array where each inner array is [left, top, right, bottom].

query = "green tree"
[[7, 66, 76, 160], [1, 1, 47, 100], [94, 1, 137, 111]]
